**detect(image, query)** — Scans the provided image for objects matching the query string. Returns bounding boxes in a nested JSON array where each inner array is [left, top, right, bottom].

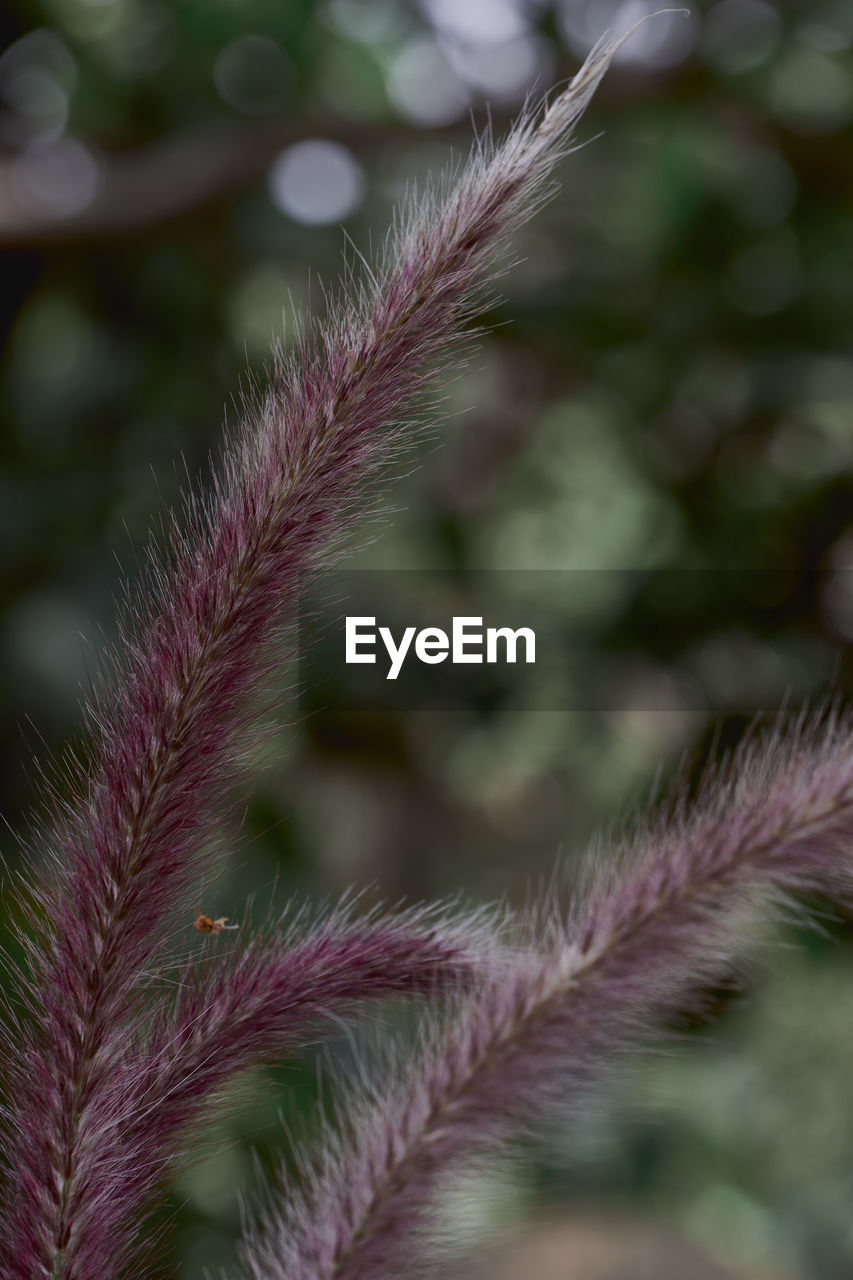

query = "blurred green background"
[[1, 0, 853, 1276]]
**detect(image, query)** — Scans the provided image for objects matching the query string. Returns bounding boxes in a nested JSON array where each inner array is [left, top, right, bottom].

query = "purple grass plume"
[[1, 901, 500, 1280], [243, 708, 853, 1280], [0, 24, 635, 1280], [6, 901, 497, 1280]]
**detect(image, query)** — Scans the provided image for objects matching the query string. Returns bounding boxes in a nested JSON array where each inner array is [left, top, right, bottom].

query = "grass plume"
[[243, 709, 853, 1280], [0, 26, 629, 1280]]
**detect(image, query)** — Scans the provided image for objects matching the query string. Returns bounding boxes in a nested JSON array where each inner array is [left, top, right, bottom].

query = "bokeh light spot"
[[267, 139, 365, 225], [418, 0, 534, 45], [323, 0, 408, 45], [0, 29, 76, 148], [767, 48, 853, 134], [447, 34, 556, 105], [387, 37, 469, 125], [11, 138, 99, 219], [701, 0, 781, 74], [214, 34, 293, 116]]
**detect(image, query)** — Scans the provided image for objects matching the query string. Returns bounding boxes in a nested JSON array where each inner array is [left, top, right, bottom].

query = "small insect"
[[193, 910, 238, 935]]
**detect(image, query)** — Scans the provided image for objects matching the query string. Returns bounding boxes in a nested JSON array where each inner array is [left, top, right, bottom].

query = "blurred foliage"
[[1, 1, 853, 1276]]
